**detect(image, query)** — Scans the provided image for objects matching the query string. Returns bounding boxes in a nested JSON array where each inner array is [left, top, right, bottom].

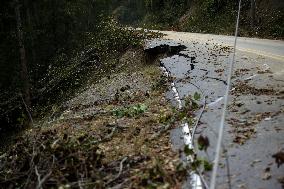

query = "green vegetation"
[[110, 0, 284, 39], [0, 0, 157, 132], [1, 0, 283, 131], [0, 1, 283, 188], [179, 0, 284, 38], [0, 57, 187, 188], [113, 104, 148, 118]]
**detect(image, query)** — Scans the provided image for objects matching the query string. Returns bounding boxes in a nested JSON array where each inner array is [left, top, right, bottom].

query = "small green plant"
[[113, 104, 148, 118], [203, 159, 213, 171], [190, 157, 213, 172], [184, 145, 194, 156], [174, 92, 201, 122], [193, 92, 201, 101], [184, 137, 212, 172], [197, 135, 210, 151]]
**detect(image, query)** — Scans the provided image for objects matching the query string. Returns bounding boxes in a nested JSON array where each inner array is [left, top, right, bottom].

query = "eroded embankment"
[[0, 47, 191, 189], [145, 39, 206, 189]]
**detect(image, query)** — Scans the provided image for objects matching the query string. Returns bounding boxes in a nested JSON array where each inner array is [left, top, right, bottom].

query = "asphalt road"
[[160, 31, 284, 62], [146, 32, 284, 189]]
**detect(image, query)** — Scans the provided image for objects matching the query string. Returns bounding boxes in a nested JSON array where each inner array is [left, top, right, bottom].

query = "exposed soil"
[[0, 48, 187, 189]]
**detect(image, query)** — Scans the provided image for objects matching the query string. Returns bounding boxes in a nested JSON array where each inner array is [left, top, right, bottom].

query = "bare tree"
[[14, 0, 31, 109]]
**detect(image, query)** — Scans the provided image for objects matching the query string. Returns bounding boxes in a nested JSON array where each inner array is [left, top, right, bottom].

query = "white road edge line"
[[160, 66, 203, 189]]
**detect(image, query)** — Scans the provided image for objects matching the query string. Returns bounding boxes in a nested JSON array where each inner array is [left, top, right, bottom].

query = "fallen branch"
[[185, 81, 207, 147], [106, 157, 128, 185], [35, 166, 52, 189], [34, 156, 55, 189], [20, 93, 34, 126]]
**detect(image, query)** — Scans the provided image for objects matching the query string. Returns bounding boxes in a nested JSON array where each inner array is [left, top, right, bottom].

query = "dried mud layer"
[[0, 49, 186, 189]]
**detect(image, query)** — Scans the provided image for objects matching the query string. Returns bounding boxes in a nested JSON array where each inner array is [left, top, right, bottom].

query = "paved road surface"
[[146, 31, 284, 189], [161, 31, 284, 62]]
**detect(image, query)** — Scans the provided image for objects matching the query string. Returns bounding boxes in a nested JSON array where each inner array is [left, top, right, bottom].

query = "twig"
[[0, 103, 22, 118], [106, 157, 128, 185], [191, 91, 206, 147], [20, 93, 33, 126], [0, 94, 21, 106], [78, 177, 84, 189], [34, 156, 54, 189], [35, 166, 41, 188], [35, 166, 52, 189], [195, 169, 209, 189], [23, 142, 37, 189], [73, 157, 128, 188]]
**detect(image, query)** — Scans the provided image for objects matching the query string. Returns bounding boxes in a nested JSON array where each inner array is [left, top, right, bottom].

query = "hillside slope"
[[113, 0, 284, 39]]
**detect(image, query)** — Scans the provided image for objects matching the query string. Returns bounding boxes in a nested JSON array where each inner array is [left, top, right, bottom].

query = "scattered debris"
[[0, 48, 187, 188], [250, 159, 261, 167], [278, 177, 284, 188], [197, 135, 210, 151], [257, 64, 272, 74], [264, 117, 272, 121], [244, 74, 257, 81], [234, 68, 251, 77], [232, 81, 277, 96], [272, 151, 284, 168], [261, 167, 271, 180], [228, 111, 282, 144]]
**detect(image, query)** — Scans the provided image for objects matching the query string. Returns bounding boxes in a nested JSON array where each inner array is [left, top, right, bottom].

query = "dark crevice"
[[205, 76, 227, 85], [144, 44, 187, 64]]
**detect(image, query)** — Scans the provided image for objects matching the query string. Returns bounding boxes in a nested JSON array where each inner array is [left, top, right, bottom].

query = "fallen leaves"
[[197, 135, 210, 151], [228, 117, 256, 145], [278, 176, 284, 188], [228, 110, 282, 144], [0, 48, 188, 189], [272, 151, 284, 168], [232, 81, 277, 96], [261, 167, 271, 180]]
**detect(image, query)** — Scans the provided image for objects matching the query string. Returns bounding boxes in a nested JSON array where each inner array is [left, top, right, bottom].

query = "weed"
[[113, 103, 148, 118]]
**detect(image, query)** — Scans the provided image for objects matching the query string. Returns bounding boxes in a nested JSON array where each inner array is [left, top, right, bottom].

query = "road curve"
[[160, 31, 284, 61]]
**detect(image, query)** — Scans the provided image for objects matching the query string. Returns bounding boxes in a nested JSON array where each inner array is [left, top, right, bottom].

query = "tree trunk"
[[250, 0, 256, 27], [26, 7, 36, 63], [15, 0, 31, 109]]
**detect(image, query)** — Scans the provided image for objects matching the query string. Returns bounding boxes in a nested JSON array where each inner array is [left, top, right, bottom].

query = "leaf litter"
[[0, 48, 187, 189]]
